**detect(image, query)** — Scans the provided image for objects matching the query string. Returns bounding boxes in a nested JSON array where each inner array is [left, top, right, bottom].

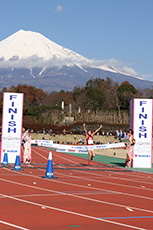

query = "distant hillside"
[[0, 65, 152, 92]]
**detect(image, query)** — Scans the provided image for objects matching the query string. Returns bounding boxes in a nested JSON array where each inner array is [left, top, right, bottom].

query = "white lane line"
[[1, 171, 153, 215], [38, 147, 153, 186], [56, 170, 153, 194], [7, 149, 153, 204], [53, 152, 153, 186], [33, 148, 81, 165], [53, 153, 81, 165], [4, 165, 153, 204], [32, 149, 47, 160], [126, 207, 134, 212], [12, 192, 110, 198], [87, 171, 153, 186], [0, 192, 117, 199], [107, 169, 153, 181], [0, 220, 30, 230], [0, 193, 146, 230], [33, 148, 153, 193], [99, 174, 153, 186], [47, 149, 153, 191], [0, 193, 61, 198], [53, 151, 153, 184], [32, 163, 153, 203]]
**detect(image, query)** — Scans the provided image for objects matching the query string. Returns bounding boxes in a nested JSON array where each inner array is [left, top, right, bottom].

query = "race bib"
[[88, 139, 93, 145]]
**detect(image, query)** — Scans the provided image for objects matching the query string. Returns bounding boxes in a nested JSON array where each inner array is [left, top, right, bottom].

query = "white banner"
[[55, 143, 125, 153], [130, 99, 152, 168], [1, 92, 24, 163], [31, 140, 53, 147], [37, 140, 53, 147], [31, 140, 125, 154]]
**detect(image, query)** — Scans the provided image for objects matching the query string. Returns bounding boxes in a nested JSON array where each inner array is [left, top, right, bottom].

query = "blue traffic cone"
[[2, 153, 9, 165], [12, 155, 23, 171], [42, 152, 57, 179]]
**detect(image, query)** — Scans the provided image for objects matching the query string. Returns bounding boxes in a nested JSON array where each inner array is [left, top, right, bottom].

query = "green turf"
[[48, 148, 153, 173]]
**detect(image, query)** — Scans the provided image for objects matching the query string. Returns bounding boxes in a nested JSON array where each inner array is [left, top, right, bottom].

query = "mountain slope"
[[0, 65, 152, 92], [0, 29, 153, 92], [0, 29, 88, 68]]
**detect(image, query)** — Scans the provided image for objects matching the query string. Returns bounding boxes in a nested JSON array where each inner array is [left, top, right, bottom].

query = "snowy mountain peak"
[[0, 29, 88, 66], [0, 29, 141, 79]]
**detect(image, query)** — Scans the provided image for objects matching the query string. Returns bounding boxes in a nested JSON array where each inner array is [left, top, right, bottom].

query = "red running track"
[[0, 146, 153, 229]]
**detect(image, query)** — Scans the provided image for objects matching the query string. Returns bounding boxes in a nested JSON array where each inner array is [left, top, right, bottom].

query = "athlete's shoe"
[[91, 155, 95, 161], [88, 163, 91, 166]]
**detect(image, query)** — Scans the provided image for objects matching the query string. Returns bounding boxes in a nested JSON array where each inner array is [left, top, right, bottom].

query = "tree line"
[[0, 78, 153, 122]]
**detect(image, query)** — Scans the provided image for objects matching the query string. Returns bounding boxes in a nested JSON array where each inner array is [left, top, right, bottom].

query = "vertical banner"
[[1, 92, 24, 163], [130, 99, 152, 168]]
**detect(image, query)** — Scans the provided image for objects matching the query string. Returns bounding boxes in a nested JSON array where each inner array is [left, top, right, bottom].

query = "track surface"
[[0, 146, 153, 229]]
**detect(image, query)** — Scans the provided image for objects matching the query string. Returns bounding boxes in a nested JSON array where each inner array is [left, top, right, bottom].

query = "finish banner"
[[31, 140, 125, 153], [53, 143, 125, 153], [1, 92, 24, 163], [130, 99, 153, 168]]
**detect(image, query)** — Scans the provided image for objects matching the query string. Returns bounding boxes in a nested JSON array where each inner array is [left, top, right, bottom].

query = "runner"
[[83, 123, 102, 166]]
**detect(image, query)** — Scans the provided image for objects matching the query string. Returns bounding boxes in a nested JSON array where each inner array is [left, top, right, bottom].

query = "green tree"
[[117, 81, 137, 110], [85, 78, 104, 89], [84, 78, 106, 110], [86, 87, 105, 111]]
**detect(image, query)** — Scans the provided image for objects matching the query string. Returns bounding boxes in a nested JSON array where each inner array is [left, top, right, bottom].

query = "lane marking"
[[1, 193, 61, 198], [33, 148, 81, 166], [126, 207, 133, 212], [55, 170, 153, 194], [99, 216, 153, 220], [32, 149, 47, 160], [58, 190, 115, 194], [33, 148, 153, 194], [1, 165, 153, 219], [53, 171, 153, 201], [4, 166, 153, 206], [38, 147, 153, 188], [0, 192, 147, 230], [0, 220, 30, 230], [52, 149, 153, 183], [0, 191, 114, 199], [1, 171, 153, 215]]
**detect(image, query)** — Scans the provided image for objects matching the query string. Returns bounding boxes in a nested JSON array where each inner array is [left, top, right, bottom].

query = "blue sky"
[[0, 0, 153, 80]]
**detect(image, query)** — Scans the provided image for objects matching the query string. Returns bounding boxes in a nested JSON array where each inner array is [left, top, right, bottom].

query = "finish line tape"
[[31, 140, 125, 154]]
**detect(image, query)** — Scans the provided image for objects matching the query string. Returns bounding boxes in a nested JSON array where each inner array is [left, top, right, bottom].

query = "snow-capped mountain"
[[0, 29, 152, 92], [0, 30, 138, 75], [0, 29, 88, 68]]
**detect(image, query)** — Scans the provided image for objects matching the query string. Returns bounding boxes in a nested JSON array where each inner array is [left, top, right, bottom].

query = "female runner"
[[83, 123, 102, 166]]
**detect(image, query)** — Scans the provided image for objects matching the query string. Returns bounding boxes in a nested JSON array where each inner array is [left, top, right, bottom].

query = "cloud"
[[81, 58, 139, 77], [141, 74, 153, 80], [122, 66, 137, 76], [0, 54, 141, 80], [55, 5, 63, 13]]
